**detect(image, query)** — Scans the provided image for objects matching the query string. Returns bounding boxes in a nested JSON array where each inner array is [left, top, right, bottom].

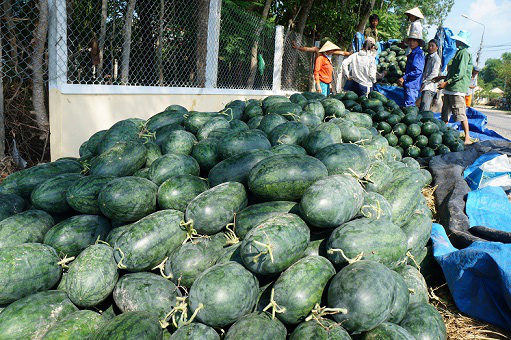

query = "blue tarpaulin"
[[434, 27, 457, 73], [373, 84, 406, 106], [466, 186, 511, 232], [432, 223, 511, 331], [464, 153, 511, 190]]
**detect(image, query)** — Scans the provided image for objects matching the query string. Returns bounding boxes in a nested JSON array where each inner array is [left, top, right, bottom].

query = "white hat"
[[404, 32, 425, 47], [405, 7, 424, 19], [319, 41, 341, 53]]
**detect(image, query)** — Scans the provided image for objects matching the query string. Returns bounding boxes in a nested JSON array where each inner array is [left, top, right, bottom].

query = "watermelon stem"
[[180, 220, 208, 244], [406, 251, 421, 271], [252, 231, 274, 263], [276, 134, 291, 145], [324, 115, 336, 121], [281, 112, 300, 121], [151, 256, 172, 279], [262, 288, 286, 319], [161, 297, 203, 329], [360, 200, 382, 220], [305, 303, 348, 323], [224, 223, 239, 245], [115, 247, 127, 269], [94, 236, 111, 247], [57, 255, 75, 268], [220, 108, 234, 122], [326, 248, 364, 264]]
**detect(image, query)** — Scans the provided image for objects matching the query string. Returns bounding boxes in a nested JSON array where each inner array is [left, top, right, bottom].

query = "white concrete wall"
[[49, 88, 276, 160]]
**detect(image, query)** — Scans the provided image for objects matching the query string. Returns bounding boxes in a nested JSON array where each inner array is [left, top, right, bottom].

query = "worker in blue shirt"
[[397, 32, 425, 107]]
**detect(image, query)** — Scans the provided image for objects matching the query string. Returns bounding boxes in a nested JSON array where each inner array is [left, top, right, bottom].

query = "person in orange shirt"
[[314, 41, 342, 95]]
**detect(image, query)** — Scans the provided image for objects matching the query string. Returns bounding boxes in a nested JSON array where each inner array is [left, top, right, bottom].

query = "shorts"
[[465, 94, 473, 107], [441, 94, 467, 122], [320, 81, 331, 96]]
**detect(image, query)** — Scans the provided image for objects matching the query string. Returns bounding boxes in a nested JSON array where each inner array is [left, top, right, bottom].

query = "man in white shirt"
[[420, 39, 442, 111], [341, 37, 377, 97]]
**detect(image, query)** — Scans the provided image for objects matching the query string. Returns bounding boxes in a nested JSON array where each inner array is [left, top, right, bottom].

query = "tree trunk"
[[120, 0, 137, 84], [356, 0, 376, 33], [286, 0, 314, 90], [3, 0, 17, 72], [246, 0, 273, 89], [32, 0, 49, 135], [157, 0, 165, 86], [0, 32, 5, 158], [195, 0, 209, 87], [97, 0, 108, 82], [136, 0, 157, 85]]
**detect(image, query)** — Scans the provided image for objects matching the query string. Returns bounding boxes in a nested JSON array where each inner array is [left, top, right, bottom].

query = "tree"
[[120, 0, 137, 84], [157, 0, 165, 85], [246, 0, 273, 89], [96, 0, 108, 81], [32, 0, 49, 137], [0, 33, 4, 159], [196, 0, 210, 87]]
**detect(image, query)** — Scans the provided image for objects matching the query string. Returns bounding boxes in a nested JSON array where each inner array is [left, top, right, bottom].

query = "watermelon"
[[267, 102, 303, 118], [185, 182, 248, 235], [297, 112, 322, 129], [90, 141, 147, 177], [400, 303, 447, 340], [327, 218, 407, 268], [161, 130, 197, 155], [377, 121, 392, 134], [248, 154, 328, 201], [0, 243, 62, 304], [98, 176, 158, 222], [230, 119, 249, 132], [225, 312, 287, 339], [359, 192, 393, 221], [364, 160, 393, 193], [259, 113, 288, 135], [388, 271, 410, 324], [345, 112, 372, 129], [86, 130, 107, 155], [171, 323, 220, 339], [148, 154, 200, 186], [404, 146, 421, 158], [184, 112, 221, 134], [241, 213, 310, 275], [321, 98, 346, 118], [314, 122, 343, 143], [244, 102, 264, 120], [301, 130, 335, 155], [188, 262, 259, 327], [420, 147, 436, 158], [154, 124, 185, 146], [406, 124, 421, 138], [303, 101, 325, 120], [31, 173, 83, 214], [269, 121, 310, 146], [0, 193, 25, 221], [387, 114, 401, 126], [0, 291, 78, 339], [428, 132, 443, 149], [315, 143, 371, 178], [41, 310, 106, 340], [270, 144, 308, 155], [112, 272, 181, 319], [327, 260, 396, 332], [262, 95, 290, 111], [145, 110, 185, 132], [164, 234, 226, 287], [92, 311, 163, 340], [395, 265, 429, 306], [392, 123, 407, 137], [234, 201, 300, 239], [43, 215, 111, 256], [222, 100, 246, 120], [247, 116, 263, 129], [385, 133, 399, 147], [143, 142, 162, 167], [398, 135, 413, 149], [191, 139, 220, 173], [336, 120, 362, 142], [218, 130, 271, 159], [113, 210, 186, 271], [300, 174, 364, 228], [290, 319, 351, 339], [290, 93, 308, 107], [362, 322, 415, 340], [158, 175, 209, 211], [436, 144, 451, 155], [208, 149, 273, 187], [0, 210, 54, 247], [97, 119, 142, 154], [196, 117, 230, 140], [273, 256, 335, 324], [65, 176, 113, 214]]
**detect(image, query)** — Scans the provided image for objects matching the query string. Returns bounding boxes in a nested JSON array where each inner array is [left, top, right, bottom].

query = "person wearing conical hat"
[[435, 30, 474, 144], [397, 32, 425, 107], [314, 41, 342, 95], [403, 7, 424, 55]]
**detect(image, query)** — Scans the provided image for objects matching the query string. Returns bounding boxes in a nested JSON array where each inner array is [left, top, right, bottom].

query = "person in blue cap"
[[435, 29, 474, 144], [397, 32, 425, 107]]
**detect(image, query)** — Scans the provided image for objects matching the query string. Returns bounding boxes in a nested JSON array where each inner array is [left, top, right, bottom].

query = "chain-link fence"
[[61, 0, 283, 90]]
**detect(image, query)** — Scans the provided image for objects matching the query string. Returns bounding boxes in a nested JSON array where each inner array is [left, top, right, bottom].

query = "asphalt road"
[[475, 106, 511, 140]]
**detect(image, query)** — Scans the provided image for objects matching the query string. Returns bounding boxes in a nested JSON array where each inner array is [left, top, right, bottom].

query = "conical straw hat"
[[405, 7, 424, 19], [319, 41, 341, 53]]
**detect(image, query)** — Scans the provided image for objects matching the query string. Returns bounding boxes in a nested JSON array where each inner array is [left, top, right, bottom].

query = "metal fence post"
[[205, 0, 222, 88], [48, 0, 67, 89], [273, 25, 284, 93]]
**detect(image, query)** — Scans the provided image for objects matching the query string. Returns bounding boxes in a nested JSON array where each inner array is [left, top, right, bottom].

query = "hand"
[[438, 81, 447, 89], [292, 41, 298, 49], [348, 77, 353, 81], [432, 76, 444, 83], [397, 78, 404, 86]]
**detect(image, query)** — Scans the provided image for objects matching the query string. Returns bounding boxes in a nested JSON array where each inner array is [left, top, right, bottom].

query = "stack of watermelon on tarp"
[[0, 91, 446, 339]]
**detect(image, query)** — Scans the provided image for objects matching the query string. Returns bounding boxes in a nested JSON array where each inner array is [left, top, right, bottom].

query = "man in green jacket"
[[435, 30, 474, 144]]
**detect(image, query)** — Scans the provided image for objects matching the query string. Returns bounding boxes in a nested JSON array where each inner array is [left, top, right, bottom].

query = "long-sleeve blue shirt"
[[402, 46, 425, 91]]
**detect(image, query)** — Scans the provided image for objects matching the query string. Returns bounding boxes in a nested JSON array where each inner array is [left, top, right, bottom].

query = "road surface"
[[474, 106, 511, 141]]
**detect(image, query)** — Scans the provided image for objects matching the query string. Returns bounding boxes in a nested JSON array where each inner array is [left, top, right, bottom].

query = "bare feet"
[[464, 139, 473, 145]]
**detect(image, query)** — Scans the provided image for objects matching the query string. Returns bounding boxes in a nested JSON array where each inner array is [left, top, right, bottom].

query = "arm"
[[314, 56, 323, 90], [333, 50, 351, 56], [292, 41, 319, 54], [369, 59, 377, 84], [341, 54, 354, 80]]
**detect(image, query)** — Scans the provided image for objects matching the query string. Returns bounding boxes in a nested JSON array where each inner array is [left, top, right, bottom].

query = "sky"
[[426, 0, 511, 67]]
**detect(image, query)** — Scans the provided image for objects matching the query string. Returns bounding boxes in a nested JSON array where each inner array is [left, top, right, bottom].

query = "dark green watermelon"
[[269, 121, 310, 146], [0, 193, 25, 221], [92, 311, 163, 340], [90, 141, 147, 177], [31, 173, 84, 214], [41, 310, 106, 340], [315, 143, 371, 178], [158, 175, 209, 211], [66, 175, 115, 214], [362, 322, 415, 340], [290, 319, 351, 339], [0, 210, 54, 247], [218, 130, 271, 159], [191, 139, 220, 173], [148, 154, 200, 186], [161, 130, 197, 155], [400, 303, 446, 340], [225, 312, 287, 339]]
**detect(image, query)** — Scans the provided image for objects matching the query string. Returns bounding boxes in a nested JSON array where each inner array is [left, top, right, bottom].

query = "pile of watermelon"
[[377, 44, 408, 86], [335, 90, 465, 158], [0, 91, 446, 339]]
